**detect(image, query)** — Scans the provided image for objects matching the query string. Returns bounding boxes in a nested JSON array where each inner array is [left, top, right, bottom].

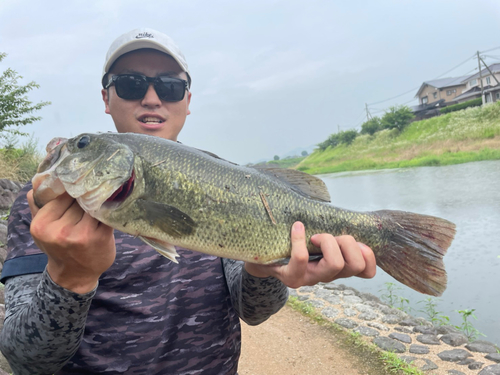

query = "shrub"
[[360, 117, 382, 135], [440, 98, 482, 114], [317, 129, 358, 151]]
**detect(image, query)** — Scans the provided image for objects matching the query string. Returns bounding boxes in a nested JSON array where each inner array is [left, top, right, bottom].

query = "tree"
[[0, 52, 50, 140], [301, 150, 308, 156], [360, 117, 382, 135], [380, 105, 414, 132], [338, 129, 358, 145], [273, 155, 280, 161]]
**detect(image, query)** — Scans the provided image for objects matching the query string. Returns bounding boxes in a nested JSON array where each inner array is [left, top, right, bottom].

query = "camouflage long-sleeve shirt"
[[0, 183, 289, 374]]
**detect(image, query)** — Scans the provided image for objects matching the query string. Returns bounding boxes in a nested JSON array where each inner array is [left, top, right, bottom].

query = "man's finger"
[[356, 242, 377, 279], [30, 192, 76, 222], [308, 233, 345, 282], [335, 235, 366, 276], [27, 190, 39, 218], [273, 222, 309, 287]]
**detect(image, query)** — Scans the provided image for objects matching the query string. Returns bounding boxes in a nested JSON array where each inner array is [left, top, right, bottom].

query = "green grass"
[[298, 102, 500, 175], [287, 297, 424, 375]]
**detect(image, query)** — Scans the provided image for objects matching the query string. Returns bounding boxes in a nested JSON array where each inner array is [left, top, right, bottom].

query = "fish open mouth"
[[106, 170, 135, 202]]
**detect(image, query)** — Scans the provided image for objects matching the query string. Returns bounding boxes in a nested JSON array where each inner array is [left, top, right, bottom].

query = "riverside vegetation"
[[296, 101, 500, 175]]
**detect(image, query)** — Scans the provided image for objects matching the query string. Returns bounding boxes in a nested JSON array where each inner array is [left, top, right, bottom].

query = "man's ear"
[[186, 91, 192, 116], [102, 89, 111, 114]]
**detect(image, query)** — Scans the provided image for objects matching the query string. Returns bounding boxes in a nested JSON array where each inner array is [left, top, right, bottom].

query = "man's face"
[[102, 49, 191, 141]]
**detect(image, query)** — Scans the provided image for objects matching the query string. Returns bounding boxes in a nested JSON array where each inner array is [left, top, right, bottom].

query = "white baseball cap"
[[102, 28, 190, 87]]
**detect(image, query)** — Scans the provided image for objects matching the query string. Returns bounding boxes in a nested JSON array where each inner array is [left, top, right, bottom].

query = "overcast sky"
[[1, 0, 500, 164]]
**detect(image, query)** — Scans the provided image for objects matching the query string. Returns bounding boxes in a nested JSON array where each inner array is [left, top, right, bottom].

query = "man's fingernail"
[[293, 222, 303, 232]]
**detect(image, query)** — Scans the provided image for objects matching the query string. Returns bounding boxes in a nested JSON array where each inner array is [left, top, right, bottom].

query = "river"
[[317, 160, 500, 346]]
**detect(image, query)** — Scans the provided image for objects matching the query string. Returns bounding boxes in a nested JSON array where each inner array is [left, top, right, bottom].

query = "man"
[[0, 28, 376, 374]]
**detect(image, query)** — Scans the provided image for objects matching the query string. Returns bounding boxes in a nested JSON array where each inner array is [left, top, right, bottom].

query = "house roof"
[[463, 63, 500, 82], [484, 85, 500, 93], [415, 76, 469, 97], [452, 86, 484, 101], [410, 99, 445, 113]]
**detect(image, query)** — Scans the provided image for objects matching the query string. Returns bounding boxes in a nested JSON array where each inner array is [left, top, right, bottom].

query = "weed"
[[380, 352, 425, 375], [455, 309, 485, 341], [417, 298, 450, 326], [379, 283, 412, 314], [0, 134, 42, 183], [379, 282, 399, 308], [0, 209, 9, 221]]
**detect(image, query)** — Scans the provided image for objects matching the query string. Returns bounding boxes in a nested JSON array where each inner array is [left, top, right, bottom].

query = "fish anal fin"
[[139, 236, 180, 263], [253, 166, 331, 202], [136, 199, 196, 238]]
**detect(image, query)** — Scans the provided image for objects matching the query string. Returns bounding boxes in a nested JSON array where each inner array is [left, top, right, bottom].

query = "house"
[[411, 76, 469, 119], [415, 76, 469, 106], [455, 63, 500, 104]]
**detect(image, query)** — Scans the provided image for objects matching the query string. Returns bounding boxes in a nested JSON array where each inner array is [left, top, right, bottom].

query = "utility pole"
[[365, 103, 372, 121], [478, 54, 500, 86], [477, 51, 485, 105]]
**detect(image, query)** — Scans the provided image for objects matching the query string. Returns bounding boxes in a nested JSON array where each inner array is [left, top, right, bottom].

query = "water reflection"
[[317, 160, 500, 345]]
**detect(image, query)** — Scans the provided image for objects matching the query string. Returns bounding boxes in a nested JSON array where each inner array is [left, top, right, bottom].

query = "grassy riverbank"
[[297, 102, 500, 175]]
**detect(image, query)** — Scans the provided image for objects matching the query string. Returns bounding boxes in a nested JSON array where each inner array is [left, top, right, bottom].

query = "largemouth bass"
[[33, 132, 456, 296]]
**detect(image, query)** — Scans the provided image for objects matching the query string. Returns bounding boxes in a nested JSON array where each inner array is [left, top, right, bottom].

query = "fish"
[[32, 132, 456, 296]]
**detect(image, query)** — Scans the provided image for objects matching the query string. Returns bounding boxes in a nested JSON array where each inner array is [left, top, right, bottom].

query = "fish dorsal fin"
[[139, 236, 180, 263], [253, 166, 331, 202]]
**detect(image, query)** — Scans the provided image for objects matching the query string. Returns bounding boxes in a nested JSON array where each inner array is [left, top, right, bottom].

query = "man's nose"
[[141, 84, 161, 107]]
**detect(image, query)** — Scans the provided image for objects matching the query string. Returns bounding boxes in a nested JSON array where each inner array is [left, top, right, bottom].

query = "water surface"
[[317, 160, 500, 345]]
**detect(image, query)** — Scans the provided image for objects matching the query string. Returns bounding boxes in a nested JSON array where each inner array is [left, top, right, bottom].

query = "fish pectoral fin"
[[139, 236, 180, 264], [136, 199, 196, 238], [252, 166, 331, 202]]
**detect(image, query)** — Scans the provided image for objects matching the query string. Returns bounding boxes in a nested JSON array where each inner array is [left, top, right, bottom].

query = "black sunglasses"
[[105, 74, 188, 102]]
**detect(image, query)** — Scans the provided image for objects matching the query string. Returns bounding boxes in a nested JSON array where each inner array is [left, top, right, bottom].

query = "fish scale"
[[33, 132, 456, 296]]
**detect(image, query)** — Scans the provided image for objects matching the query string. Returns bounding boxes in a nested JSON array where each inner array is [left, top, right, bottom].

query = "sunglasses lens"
[[111, 75, 186, 101], [114, 75, 148, 100], [155, 77, 186, 101]]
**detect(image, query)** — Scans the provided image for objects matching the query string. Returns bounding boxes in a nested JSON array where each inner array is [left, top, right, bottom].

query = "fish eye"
[[77, 135, 91, 149]]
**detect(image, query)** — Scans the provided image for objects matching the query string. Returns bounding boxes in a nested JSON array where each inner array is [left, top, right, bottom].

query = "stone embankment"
[[291, 284, 500, 375]]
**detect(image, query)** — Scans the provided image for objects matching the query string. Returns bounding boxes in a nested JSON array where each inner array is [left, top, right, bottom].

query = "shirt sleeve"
[[222, 258, 289, 326], [0, 269, 96, 375]]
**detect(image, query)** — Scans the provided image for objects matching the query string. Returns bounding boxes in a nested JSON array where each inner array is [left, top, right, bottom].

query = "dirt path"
[[238, 305, 388, 375]]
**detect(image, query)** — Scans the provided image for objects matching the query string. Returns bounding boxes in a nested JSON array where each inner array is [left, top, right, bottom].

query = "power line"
[[432, 54, 475, 80], [367, 86, 420, 106], [367, 53, 476, 106], [484, 55, 500, 61], [357, 45, 498, 126], [402, 97, 418, 105], [349, 109, 366, 128], [480, 45, 500, 54]]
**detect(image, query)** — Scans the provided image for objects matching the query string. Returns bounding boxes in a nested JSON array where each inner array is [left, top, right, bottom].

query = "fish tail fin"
[[374, 210, 456, 297]]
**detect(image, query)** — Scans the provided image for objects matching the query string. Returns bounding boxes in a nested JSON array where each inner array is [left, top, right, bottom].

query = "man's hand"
[[244, 221, 376, 288], [27, 190, 116, 294]]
